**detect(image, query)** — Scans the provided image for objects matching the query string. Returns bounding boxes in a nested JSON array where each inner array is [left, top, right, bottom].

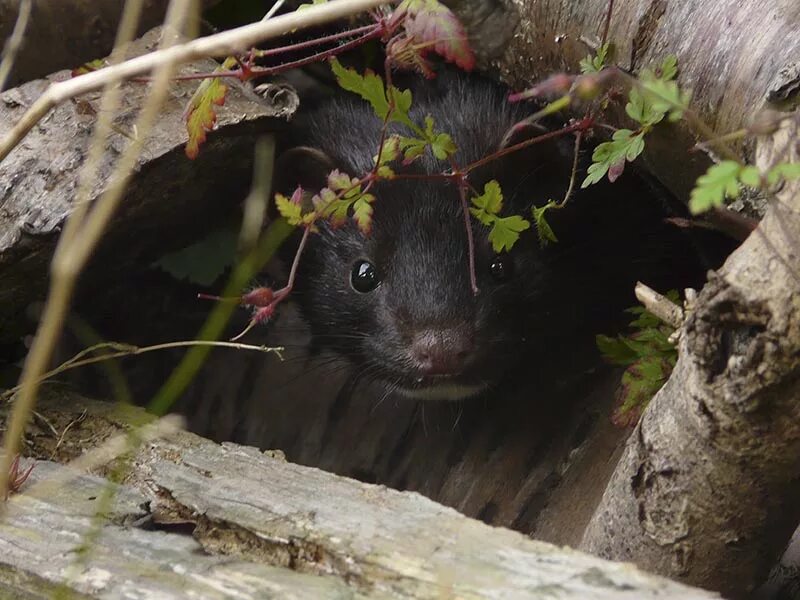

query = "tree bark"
[[0, 0, 222, 88], [446, 0, 800, 206], [0, 389, 721, 600], [0, 26, 298, 347], [578, 117, 800, 598], [444, 1, 800, 595]]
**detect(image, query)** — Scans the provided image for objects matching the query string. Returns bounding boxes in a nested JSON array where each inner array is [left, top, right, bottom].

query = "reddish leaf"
[[184, 76, 228, 159], [395, 0, 475, 72], [607, 157, 626, 182]]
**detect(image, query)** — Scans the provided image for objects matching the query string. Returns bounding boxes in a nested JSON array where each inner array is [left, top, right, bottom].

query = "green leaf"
[[531, 200, 558, 246], [154, 228, 237, 286], [488, 215, 531, 253], [579, 43, 609, 74], [738, 165, 761, 188], [626, 87, 664, 127], [689, 160, 742, 214], [582, 129, 645, 187], [767, 161, 800, 186], [431, 132, 457, 159], [470, 180, 504, 225], [659, 55, 678, 81], [639, 78, 691, 122], [330, 58, 390, 118], [596, 334, 639, 366], [597, 292, 680, 427]]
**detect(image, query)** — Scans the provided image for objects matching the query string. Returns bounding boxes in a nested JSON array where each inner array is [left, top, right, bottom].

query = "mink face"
[[278, 72, 680, 401]]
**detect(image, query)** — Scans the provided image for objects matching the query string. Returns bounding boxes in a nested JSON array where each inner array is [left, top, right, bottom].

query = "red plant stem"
[[150, 27, 383, 82], [601, 0, 614, 47], [464, 118, 593, 174], [457, 178, 479, 295], [254, 22, 381, 58], [252, 27, 383, 76], [285, 225, 311, 291], [369, 57, 398, 180]]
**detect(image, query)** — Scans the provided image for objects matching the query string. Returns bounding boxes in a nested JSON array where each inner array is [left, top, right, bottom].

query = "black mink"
[[275, 70, 705, 402]]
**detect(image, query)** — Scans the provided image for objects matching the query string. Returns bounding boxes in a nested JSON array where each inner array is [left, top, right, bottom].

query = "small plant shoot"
[[596, 292, 680, 427], [469, 181, 532, 253], [582, 55, 686, 188]]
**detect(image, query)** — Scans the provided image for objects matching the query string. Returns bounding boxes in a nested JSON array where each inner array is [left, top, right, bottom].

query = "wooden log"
[[0, 389, 720, 599], [0, 26, 299, 346]]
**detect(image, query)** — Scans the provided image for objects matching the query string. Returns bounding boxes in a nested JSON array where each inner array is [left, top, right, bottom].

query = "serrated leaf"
[[275, 191, 303, 225], [374, 135, 401, 168], [471, 180, 504, 217], [488, 215, 530, 252], [431, 132, 457, 159], [154, 227, 237, 286], [579, 43, 609, 74], [626, 86, 665, 127], [659, 55, 678, 80], [531, 200, 558, 246], [596, 334, 639, 366], [598, 294, 679, 428], [582, 129, 645, 187], [689, 160, 742, 214], [185, 75, 228, 159], [330, 58, 415, 129], [353, 194, 375, 234], [397, 0, 476, 71], [399, 136, 427, 163], [330, 58, 390, 119]]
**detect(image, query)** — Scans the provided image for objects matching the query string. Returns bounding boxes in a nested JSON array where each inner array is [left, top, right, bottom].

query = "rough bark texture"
[[579, 117, 800, 597], [0, 26, 298, 346], [447, 0, 800, 205], [0, 389, 721, 599], [0, 0, 221, 88]]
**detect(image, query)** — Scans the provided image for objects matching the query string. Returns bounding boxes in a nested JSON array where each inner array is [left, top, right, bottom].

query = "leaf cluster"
[[690, 158, 800, 214], [582, 55, 687, 188], [596, 292, 679, 427]]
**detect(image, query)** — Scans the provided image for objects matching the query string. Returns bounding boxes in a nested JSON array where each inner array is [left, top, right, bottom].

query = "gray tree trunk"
[[443, 1, 800, 596]]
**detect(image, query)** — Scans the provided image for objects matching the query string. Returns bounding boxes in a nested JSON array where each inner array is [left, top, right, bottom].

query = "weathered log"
[[579, 118, 800, 597], [0, 389, 721, 599], [442, 1, 800, 595], [0, 0, 222, 88], [0, 26, 298, 346]]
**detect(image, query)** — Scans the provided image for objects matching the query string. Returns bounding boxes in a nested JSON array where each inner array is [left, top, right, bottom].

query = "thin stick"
[[634, 282, 683, 329], [0, 0, 32, 91], [600, 0, 614, 47], [2, 340, 283, 401], [0, 0, 388, 163]]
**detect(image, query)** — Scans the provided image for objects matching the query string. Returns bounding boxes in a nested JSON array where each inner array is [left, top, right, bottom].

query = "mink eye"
[[350, 259, 381, 293], [489, 254, 514, 282]]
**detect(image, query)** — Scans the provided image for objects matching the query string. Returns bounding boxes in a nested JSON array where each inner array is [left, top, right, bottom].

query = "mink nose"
[[410, 328, 474, 375]]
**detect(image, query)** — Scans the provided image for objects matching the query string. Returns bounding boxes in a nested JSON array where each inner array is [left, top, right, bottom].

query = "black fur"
[[277, 71, 706, 400]]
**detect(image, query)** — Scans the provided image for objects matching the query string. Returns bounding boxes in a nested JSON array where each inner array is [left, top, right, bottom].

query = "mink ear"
[[270, 146, 337, 217]]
